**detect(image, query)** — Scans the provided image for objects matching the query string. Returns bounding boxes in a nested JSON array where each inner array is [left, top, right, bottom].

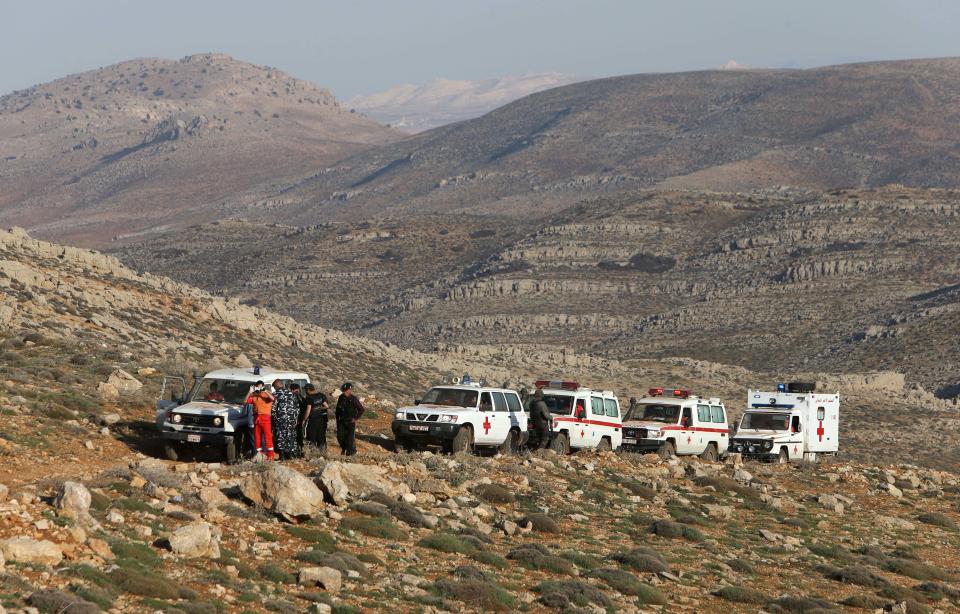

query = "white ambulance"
[[729, 382, 839, 462], [391, 377, 528, 454], [533, 380, 623, 454], [621, 388, 729, 460]]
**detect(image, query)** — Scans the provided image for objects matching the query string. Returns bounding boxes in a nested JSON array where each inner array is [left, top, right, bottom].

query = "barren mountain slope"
[[240, 57, 960, 224], [0, 54, 399, 246], [347, 72, 582, 132], [115, 186, 960, 396]]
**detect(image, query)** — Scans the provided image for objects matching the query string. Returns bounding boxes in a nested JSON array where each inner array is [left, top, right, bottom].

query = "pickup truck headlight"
[[763, 440, 773, 450], [172, 414, 182, 424], [646, 430, 660, 439], [395, 412, 404, 420], [213, 417, 223, 427], [438, 415, 458, 423]]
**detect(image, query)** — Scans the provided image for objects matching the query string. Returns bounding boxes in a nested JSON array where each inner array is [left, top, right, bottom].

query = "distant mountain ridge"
[[347, 72, 582, 132], [0, 53, 399, 246]]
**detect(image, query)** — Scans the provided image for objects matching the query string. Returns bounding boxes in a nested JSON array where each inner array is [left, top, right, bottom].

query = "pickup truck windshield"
[[627, 403, 681, 423], [740, 412, 791, 431], [421, 388, 478, 408], [191, 379, 254, 404]]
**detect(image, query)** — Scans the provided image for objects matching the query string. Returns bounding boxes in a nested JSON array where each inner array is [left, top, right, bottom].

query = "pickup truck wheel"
[[657, 440, 676, 459], [163, 442, 179, 462], [597, 437, 612, 452], [394, 436, 410, 452], [700, 443, 718, 462], [778, 448, 789, 464], [549, 432, 570, 455], [224, 437, 239, 464], [499, 429, 519, 454], [451, 426, 473, 454]]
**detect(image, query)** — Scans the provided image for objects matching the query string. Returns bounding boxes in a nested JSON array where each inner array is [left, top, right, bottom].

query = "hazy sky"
[[3, 0, 960, 99]]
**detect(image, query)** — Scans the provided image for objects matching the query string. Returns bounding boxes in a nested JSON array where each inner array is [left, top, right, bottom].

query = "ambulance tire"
[[451, 426, 473, 455], [163, 442, 179, 462], [224, 436, 240, 464], [597, 437, 612, 452], [499, 429, 520, 454], [657, 440, 676, 459], [550, 432, 570, 455], [777, 448, 789, 464], [700, 443, 718, 462], [394, 436, 411, 452]]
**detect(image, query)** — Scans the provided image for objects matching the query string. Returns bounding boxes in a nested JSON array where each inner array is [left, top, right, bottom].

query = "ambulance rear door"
[[805, 394, 839, 453]]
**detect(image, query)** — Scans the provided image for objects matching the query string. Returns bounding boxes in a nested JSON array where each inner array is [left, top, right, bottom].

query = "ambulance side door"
[[475, 391, 496, 445], [489, 392, 511, 445], [695, 404, 712, 454], [572, 396, 589, 448], [678, 406, 694, 454], [712, 405, 728, 453]]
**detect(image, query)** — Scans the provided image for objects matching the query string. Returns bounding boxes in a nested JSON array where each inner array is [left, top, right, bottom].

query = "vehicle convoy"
[[620, 388, 729, 460], [533, 380, 622, 454], [729, 382, 839, 462], [391, 377, 528, 453], [156, 367, 311, 462]]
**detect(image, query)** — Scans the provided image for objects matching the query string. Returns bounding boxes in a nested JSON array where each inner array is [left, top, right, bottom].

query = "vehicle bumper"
[[392, 421, 462, 443], [620, 438, 663, 453], [162, 429, 234, 446]]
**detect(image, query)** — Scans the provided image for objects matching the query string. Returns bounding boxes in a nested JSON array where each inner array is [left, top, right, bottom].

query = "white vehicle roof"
[[203, 368, 310, 382], [430, 384, 517, 393], [637, 396, 723, 405]]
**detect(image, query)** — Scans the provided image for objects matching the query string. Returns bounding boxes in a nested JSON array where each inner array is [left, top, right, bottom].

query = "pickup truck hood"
[[173, 402, 238, 414], [397, 404, 474, 413], [623, 420, 676, 430], [732, 430, 791, 441]]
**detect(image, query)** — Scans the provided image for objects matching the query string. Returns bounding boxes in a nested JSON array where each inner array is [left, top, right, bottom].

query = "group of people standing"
[[244, 380, 365, 460]]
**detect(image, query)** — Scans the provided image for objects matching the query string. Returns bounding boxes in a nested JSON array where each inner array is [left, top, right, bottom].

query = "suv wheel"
[[163, 442, 179, 462], [657, 440, 676, 459], [451, 426, 473, 454], [499, 429, 519, 454], [597, 437, 612, 452], [700, 443, 718, 462], [395, 436, 410, 452], [549, 432, 570, 455], [778, 448, 790, 464], [224, 436, 240, 464]]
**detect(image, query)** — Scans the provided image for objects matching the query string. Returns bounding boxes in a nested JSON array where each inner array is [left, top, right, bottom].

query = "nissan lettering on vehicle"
[[729, 382, 839, 463], [391, 376, 528, 454], [534, 380, 622, 454], [621, 388, 729, 460], [156, 367, 311, 463]]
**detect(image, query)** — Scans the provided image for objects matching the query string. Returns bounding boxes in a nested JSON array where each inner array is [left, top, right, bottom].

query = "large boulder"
[[0, 482, 8, 503], [298, 566, 342, 593], [97, 368, 142, 400], [317, 461, 408, 506], [55, 481, 91, 521], [169, 522, 221, 559], [0, 537, 63, 566], [240, 464, 325, 521]]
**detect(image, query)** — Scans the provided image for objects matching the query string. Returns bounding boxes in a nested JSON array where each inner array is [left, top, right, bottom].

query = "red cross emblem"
[[483, 416, 492, 434], [793, 446, 798, 454], [687, 436, 692, 444], [580, 429, 585, 438], [817, 420, 825, 442]]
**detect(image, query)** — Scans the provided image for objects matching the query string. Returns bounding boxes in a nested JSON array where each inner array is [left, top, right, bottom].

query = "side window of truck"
[[711, 406, 725, 423], [492, 392, 508, 412], [681, 407, 692, 428], [506, 393, 522, 413], [697, 404, 710, 423], [604, 398, 618, 418], [591, 397, 604, 416]]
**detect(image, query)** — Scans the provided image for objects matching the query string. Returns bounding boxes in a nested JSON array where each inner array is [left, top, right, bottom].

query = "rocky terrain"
[[4, 228, 960, 612], [221, 57, 960, 224], [116, 186, 960, 398], [346, 73, 582, 133], [0, 53, 399, 246]]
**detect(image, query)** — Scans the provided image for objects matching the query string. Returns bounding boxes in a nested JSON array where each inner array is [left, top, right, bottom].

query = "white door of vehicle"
[[505, 392, 525, 431], [156, 376, 186, 429], [603, 398, 622, 448], [487, 392, 511, 445], [586, 396, 605, 447], [677, 406, 695, 454], [571, 397, 589, 448]]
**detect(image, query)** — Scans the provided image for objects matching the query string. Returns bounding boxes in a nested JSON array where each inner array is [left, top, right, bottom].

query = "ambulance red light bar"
[[648, 387, 691, 398], [535, 380, 580, 391]]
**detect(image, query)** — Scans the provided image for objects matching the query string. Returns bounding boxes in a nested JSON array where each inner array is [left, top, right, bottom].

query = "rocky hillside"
[[347, 73, 582, 132], [115, 186, 960, 397], [225, 57, 960, 224], [0, 54, 399, 246]]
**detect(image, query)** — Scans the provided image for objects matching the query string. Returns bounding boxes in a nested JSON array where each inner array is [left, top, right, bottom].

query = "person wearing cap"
[[301, 383, 330, 454], [335, 382, 364, 456], [272, 379, 301, 461], [249, 380, 276, 460], [530, 388, 552, 449]]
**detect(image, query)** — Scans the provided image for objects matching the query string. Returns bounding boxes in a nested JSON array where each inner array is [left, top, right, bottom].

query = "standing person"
[[249, 381, 275, 460], [271, 379, 300, 461], [530, 388, 552, 449], [335, 382, 364, 456], [301, 383, 330, 454]]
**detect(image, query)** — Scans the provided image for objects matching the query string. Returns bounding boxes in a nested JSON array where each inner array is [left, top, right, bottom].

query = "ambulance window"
[[791, 416, 801, 432], [591, 397, 604, 416], [817, 406, 825, 421], [697, 404, 710, 422], [681, 407, 692, 427], [479, 393, 493, 412], [506, 393, 522, 412], [711, 406, 725, 423], [492, 392, 508, 412], [604, 398, 618, 418]]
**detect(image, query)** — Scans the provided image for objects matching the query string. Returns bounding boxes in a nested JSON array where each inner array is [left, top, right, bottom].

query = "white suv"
[[621, 387, 729, 460], [534, 380, 622, 454], [392, 380, 528, 454]]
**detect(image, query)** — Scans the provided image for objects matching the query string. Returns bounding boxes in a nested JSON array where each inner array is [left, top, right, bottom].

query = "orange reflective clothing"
[[251, 391, 273, 416]]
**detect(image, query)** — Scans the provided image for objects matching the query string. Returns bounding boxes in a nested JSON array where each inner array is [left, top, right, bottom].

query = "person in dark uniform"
[[271, 379, 300, 461], [301, 383, 330, 454], [335, 382, 364, 456], [530, 388, 552, 449]]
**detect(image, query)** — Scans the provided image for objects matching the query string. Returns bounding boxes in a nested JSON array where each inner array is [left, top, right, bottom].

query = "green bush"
[[536, 580, 612, 609], [418, 533, 474, 555], [561, 550, 603, 571], [295, 551, 369, 578], [507, 544, 574, 575], [339, 516, 405, 540], [522, 512, 560, 533], [109, 539, 161, 570], [884, 558, 952, 581], [917, 512, 958, 530], [28, 590, 100, 614], [824, 565, 890, 588], [71, 585, 115, 609], [765, 595, 840, 613], [257, 564, 296, 585], [713, 585, 769, 604], [607, 547, 668, 573], [283, 526, 337, 552], [431, 579, 515, 612], [109, 568, 179, 598], [649, 519, 703, 541], [472, 483, 516, 504], [590, 568, 665, 603]]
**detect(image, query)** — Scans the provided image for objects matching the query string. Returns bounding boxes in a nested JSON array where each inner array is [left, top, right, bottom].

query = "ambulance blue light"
[[777, 383, 786, 392]]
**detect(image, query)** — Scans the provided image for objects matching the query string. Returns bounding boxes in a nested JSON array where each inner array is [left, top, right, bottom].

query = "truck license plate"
[[187, 434, 201, 443], [622, 437, 636, 444], [409, 425, 429, 432]]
